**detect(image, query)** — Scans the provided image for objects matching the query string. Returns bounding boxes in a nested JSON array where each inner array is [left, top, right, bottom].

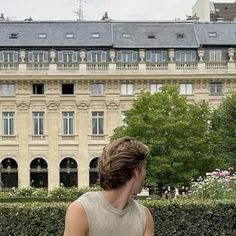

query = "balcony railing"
[[57, 63, 79, 70], [0, 61, 235, 74], [146, 62, 168, 70], [205, 62, 228, 70], [176, 62, 198, 70], [116, 63, 139, 70], [26, 63, 49, 70], [0, 63, 18, 70], [87, 63, 109, 71]]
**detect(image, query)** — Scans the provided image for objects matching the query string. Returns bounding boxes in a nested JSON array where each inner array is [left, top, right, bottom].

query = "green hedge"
[[0, 200, 236, 236]]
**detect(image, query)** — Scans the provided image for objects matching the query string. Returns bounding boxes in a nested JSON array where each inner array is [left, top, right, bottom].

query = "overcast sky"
[[0, 0, 234, 21]]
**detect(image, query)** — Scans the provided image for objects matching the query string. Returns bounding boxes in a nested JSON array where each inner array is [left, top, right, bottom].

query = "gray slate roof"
[[0, 20, 236, 48], [194, 22, 236, 45]]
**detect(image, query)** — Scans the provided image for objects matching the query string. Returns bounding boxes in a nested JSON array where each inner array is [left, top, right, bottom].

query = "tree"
[[212, 90, 236, 168], [112, 85, 222, 191]]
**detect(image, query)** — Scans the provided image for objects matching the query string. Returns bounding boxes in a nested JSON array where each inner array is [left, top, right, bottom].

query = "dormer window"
[[177, 33, 184, 39], [9, 33, 18, 39], [91, 33, 100, 38], [148, 35, 155, 39], [66, 33, 74, 39], [38, 33, 47, 39], [122, 33, 131, 38], [208, 32, 217, 37]]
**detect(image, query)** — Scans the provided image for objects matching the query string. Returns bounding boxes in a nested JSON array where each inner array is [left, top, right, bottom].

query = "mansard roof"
[[194, 22, 236, 45], [0, 21, 113, 47], [112, 22, 198, 48], [0, 20, 235, 48]]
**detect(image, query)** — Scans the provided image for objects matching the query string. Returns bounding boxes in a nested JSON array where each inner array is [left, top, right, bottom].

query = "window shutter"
[[57, 52, 63, 62], [0, 51, 4, 62], [162, 51, 168, 62], [191, 50, 197, 62], [13, 51, 18, 62], [117, 51, 122, 62], [175, 50, 181, 62], [87, 51, 92, 62], [132, 51, 138, 62], [209, 51, 215, 62], [101, 51, 107, 62], [146, 51, 151, 62], [28, 51, 34, 63], [216, 51, 222, 61], [43, 51, 48, 62], [72, 51, 78, 62]]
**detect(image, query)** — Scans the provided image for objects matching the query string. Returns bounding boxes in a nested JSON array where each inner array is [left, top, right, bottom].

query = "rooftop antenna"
[[74, 0, 85, 21]]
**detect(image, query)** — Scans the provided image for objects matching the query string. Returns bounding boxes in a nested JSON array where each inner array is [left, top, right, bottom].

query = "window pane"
[[150, 83, 162, 94], [3, 112, 14, 135], [91, 84, 104, 95], [121, 84, 133, 95], [62, 112, 74, 134]]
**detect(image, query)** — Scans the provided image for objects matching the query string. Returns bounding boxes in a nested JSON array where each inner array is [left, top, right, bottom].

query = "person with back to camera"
[[64, 136, 154, 236]]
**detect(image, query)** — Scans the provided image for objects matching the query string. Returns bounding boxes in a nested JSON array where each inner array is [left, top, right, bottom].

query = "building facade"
[[0, 20, 236, 189]]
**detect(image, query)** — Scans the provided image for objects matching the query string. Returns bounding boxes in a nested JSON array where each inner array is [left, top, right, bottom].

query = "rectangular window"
[[150, 83, 162, 94], [180, 83, 193, 95], [9, 33, 18, 39], [66, 33, 74, 39], [32, 84, 44, 95], [91, 83, 104, 95], [117, 50, 138, 62], [33, 112, 44, 135], [91, 33, 100, 38], [38, 33, 47, 39], [146, 51, 167, 62], [121, 84, 134, 95], [86, 50, 107, 62], [3, 112, 14, 135], [175, 50, 197, 62], [57, 51, 78, 63], [208, 32, 217, 37], [62, 112, 74, 134], [92, 112, 104, 135], [209, 50, 222, 62], [210, 82, 223, 95], [61, 83, 74, 95], [28, 51, 48, 63], [0, 84, 15, 96], [0, 51, 18, 63]]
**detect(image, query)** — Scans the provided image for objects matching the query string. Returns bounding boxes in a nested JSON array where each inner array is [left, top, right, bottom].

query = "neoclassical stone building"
[[0, 20, 236, 189]]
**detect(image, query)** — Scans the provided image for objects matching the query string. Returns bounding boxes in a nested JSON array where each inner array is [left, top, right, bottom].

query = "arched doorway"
[[89, 157, 99, 186], [59, 157, 78, 187], [0, 158, 18, 189], [30, 158, 48, 188]]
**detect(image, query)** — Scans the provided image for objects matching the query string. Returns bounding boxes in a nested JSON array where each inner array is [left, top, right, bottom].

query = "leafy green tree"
[[212, 90, 236, 168], [112, 85, 222, 190]]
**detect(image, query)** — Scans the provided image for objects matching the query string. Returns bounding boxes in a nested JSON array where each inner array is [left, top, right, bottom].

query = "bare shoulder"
[[143, 206, 154, 236], [64, 200, 89, 236]]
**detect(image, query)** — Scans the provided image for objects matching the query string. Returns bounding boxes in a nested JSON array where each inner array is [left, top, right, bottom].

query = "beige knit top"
[[76, 191, 146, 236]]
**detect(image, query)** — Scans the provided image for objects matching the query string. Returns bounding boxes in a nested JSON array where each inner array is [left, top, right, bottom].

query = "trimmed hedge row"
[[0, 200, 235, 236]]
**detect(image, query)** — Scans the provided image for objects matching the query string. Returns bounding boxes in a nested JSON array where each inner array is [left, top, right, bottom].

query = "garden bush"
[[0, 199, 235, 236]]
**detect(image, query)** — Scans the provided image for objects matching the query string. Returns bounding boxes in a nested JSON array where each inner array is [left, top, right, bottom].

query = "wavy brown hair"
[[98, 137, 149, 190]]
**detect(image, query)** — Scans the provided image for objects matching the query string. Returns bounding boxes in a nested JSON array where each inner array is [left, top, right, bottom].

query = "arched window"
[[59, 157, 78, 187], [30, 158, 48, 188], [89, 157, 99, 186], [0, 158, 18, 189]]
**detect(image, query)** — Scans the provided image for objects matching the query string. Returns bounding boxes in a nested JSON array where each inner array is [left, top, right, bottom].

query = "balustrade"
[[0, 61, 234, 73]]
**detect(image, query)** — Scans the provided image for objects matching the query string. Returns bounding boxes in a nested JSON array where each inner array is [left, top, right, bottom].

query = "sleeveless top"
[[76, 191, 146, 236]]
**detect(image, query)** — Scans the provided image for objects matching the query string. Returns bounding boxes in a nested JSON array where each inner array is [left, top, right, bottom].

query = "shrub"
[[0, 200, 236, 236], [189, 169, 236, 200]]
